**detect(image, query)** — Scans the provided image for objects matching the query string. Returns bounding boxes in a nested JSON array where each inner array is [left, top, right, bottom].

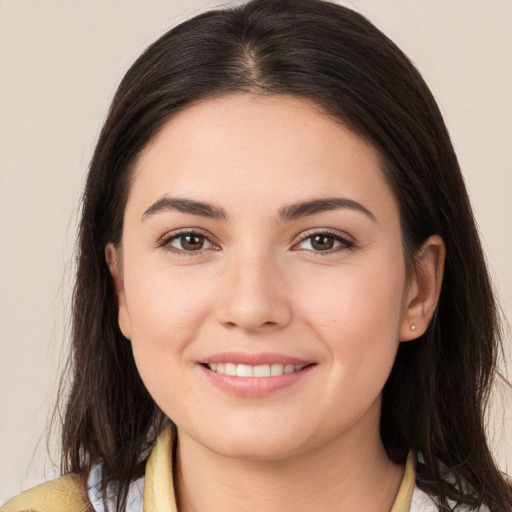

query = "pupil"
[[312, 235, 334, 251], [182, 234, 203, 250]]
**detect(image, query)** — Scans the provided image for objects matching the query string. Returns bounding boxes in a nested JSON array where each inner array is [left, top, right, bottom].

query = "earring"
[[410, 324, 417, 331]]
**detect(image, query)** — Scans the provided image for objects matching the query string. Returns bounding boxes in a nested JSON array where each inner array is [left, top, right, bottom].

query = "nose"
[[216, 252, 292, 333]]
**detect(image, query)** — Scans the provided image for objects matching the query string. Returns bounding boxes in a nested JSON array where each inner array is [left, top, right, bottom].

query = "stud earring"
[[410, 324, 417, 331]]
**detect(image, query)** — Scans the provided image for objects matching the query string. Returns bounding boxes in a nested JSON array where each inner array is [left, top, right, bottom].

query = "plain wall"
[[1, 0, 510, 502]]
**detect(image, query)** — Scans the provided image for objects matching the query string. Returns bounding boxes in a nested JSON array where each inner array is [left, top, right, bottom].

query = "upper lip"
[[200, 352, 313, 366]]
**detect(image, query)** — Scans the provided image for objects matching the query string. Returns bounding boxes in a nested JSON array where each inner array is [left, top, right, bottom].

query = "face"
[[109, 93, 420, 461]]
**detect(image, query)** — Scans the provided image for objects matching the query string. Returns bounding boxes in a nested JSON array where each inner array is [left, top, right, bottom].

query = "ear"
[[400, 235, 445, 341], [105, 243, 132, 340]]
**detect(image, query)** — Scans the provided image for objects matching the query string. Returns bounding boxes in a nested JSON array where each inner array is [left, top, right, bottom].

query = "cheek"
[[124, 266, 219, 423], [126, 261, 212, 333], [122, 261, 215, 386], [297, 258, 406, 386], [300, 256, 405, 330]]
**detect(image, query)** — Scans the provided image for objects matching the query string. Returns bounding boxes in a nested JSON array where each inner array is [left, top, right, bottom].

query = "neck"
[[174, 418, 404, 512]]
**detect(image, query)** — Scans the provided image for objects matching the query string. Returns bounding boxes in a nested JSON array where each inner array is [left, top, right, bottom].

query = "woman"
[[2, 0, 510, 510]]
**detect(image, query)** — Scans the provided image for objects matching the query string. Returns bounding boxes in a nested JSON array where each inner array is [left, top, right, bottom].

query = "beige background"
[[1, 0, 510, 503]]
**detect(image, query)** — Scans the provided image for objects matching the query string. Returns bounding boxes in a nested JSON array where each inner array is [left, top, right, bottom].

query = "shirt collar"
[[143, 426, 415, 512]]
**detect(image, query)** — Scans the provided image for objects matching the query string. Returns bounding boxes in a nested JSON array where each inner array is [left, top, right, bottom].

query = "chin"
[[188, 422, 310, 461]]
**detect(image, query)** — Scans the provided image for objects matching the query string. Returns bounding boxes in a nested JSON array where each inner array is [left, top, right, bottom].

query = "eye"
[[294, 231, 354, 253], [162, 231, 216, 253]]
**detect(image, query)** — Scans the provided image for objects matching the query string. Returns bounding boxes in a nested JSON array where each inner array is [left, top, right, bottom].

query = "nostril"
[[222, 319, 279, 331]]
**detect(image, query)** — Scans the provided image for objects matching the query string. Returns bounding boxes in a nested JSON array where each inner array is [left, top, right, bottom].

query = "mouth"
[[203, 362, 309, 377], [198, 352, 315, 396]]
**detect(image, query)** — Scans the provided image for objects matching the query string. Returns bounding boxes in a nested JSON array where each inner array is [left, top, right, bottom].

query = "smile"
[[206, 363, 306, 377], [199, 354, 315, 396]]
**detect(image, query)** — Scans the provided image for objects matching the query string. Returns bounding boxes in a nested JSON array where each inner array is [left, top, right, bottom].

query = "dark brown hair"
[[60, 0, 511, 510]]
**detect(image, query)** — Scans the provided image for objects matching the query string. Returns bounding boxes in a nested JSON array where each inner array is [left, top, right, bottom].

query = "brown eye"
[[310, 234, 335, 251], [296, 232, 353, 253], [181, 234, 204, 251], [167, 232, 212, 252]]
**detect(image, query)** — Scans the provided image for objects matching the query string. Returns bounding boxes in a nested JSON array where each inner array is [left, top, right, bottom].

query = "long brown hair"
[[60, 0, 511, 510]]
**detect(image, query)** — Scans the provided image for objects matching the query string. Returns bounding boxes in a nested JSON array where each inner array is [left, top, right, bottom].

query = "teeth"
[[254, 364, 271, 377], [225, 363, 237, 376], [236, 364, 253, 377], [284, 364, 295, 374], [271, 363, 284, 376], [207, 363, 305, 377]]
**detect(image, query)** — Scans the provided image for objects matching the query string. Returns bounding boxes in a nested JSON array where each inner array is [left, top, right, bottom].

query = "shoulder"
[[411, 484, 491, 512], [1, 473, 92, 512]]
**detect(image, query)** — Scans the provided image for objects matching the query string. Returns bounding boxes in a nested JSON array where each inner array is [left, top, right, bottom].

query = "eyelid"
[[157, 227, 355, 255], [291, 228, 356, 253], [158, 228, 220, 254]]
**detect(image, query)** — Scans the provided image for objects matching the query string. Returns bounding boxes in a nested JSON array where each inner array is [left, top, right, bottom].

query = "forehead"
[[129, 93, 398, 220]]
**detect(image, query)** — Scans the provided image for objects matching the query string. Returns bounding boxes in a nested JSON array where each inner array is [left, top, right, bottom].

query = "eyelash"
[[159, 229, 219, 256], [292, 229, 355, 255], [158, 229, 355, 256]]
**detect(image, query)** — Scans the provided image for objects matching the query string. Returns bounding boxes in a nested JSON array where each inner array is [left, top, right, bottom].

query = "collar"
[[392, 452, 416, 512], [142, 427, 415, 512], [143, 426, 177, 512]]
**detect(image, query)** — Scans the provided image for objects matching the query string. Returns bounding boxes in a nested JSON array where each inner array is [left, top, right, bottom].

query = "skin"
[[107, 93, 445, 511]]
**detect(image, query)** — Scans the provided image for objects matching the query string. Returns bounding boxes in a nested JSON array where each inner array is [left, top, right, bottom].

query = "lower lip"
[[199, 364, 315, 397]]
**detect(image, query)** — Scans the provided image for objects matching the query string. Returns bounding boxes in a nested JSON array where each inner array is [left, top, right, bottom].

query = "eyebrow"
[[141, 195, 376, 223], [142, 197, 228, 221], [278, 197, 377, 222]]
